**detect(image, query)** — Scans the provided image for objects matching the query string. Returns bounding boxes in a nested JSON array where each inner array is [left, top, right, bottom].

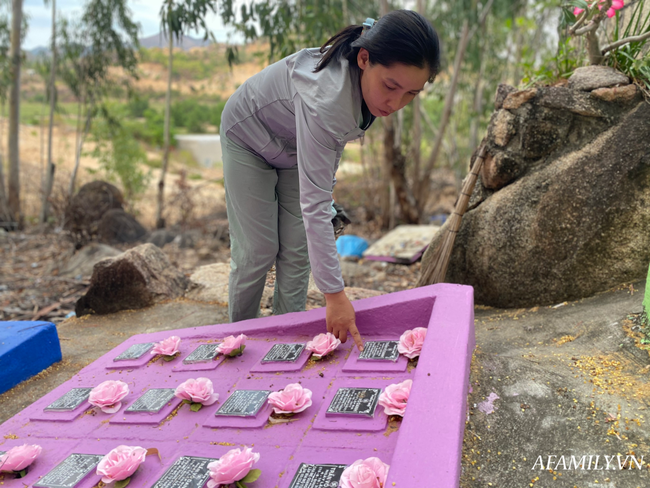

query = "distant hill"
[[138, 32, 212, 50], [26, 32, 212, 59]]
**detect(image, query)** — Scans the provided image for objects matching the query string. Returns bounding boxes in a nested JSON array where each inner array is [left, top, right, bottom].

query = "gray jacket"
[[221, 48, 374, 294]]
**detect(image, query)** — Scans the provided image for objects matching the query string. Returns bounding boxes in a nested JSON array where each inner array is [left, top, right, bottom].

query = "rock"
[[489, 110, 517, 147], [58, 243, 122, 278], [590, 83, 641, 104], [480, 152, 522, 190], [568, 66, 629, 91], [64, 181, 124, 244], [174, 231, 200, 249], [494, 84, 517, 110], [147, 229, 177, 248], [0, 228, 6, 240], [75, 243, 189, 316], [536, 86, 605, 118], [97, 209, 147, 244], [422, 99, 650, 308], [185, 262, 230, 304], [502, 89, 537, 110]]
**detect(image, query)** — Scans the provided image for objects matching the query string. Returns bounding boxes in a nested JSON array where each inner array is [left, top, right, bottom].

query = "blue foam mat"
[[0, 321, 62, 395]]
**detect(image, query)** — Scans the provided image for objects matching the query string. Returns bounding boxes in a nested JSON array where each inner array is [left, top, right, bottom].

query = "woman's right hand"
[[324, 290, 364, 352]]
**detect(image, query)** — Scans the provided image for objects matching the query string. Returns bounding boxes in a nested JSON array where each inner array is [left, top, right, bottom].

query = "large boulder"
[[75, 243, 190, 316], [58, 243, 122, 278], [422, 80, 650, 308], [64, 181, 146, 246]]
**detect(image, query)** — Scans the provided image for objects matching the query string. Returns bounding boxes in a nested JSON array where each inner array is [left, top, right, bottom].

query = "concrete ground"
[[1, 283, 648, 487]]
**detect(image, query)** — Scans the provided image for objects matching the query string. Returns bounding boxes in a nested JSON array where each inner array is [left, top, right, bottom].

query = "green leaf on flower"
[[311, 355, 323, 361], [162, 354, 177, 362], [565, 0, 589, 9], [242, 469, 262, 482], [190, 402, 203, 412], [182, 399, 191, 405], [228, 345, 246, 357], [235, 481, 248, 488], [16, 469, 27, 478], [115, 477, 131, 488]]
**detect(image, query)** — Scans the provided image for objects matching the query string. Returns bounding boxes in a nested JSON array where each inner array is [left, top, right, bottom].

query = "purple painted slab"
[[0, 284, 474, 488], [341, 339, 408, 373], [249, 342, 311, 373]]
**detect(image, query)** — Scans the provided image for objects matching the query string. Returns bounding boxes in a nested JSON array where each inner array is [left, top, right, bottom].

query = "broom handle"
[[452, 144, 487, 226]]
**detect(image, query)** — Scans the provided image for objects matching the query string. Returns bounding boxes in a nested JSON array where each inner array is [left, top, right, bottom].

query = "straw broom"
[[417, 143, 488, 286]]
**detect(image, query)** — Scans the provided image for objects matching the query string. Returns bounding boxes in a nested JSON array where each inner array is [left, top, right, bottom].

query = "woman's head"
[[315, 10, 440, 117]]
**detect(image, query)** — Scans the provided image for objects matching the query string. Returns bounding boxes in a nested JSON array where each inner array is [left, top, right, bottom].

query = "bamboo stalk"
[[417, 144, 488, 286]]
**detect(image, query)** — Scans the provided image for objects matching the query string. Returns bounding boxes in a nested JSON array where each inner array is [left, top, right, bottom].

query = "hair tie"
[[362, 18, 376, 34]]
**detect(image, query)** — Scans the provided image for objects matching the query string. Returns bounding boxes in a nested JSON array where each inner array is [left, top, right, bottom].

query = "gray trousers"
[[222, 135, 311, 322]]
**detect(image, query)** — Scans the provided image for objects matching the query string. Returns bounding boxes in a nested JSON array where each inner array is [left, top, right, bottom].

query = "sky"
[[22, 0, 238, 50]]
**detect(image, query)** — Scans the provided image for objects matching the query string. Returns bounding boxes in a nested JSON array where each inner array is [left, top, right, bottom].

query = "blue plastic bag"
[[336, 235, 369, 258]]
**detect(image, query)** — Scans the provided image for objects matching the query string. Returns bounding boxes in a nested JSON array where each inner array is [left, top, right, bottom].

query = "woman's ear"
[[357, 48, 370, 71]]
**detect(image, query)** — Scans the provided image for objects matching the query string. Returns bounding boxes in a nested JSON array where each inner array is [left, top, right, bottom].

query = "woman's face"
[[357, 48, 430, 118]]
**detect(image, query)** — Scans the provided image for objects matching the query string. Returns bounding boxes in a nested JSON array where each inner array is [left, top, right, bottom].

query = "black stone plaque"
[[113, 342, 154, 361], [261, 343, 306, 363], [326, 387, 381, 417], [358, 341, 400, 362], [183, 344, 219, 364], [44, 388, 93, 412], [288, 463, 347, 488], [126, 388, 176, 413], [33, 453, 103, 488], [151, 456, 217, 488], [215, 390, 270, 417]]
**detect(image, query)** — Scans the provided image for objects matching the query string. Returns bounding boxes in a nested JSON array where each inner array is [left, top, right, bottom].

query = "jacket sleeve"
[[294, 95, 345, 294]]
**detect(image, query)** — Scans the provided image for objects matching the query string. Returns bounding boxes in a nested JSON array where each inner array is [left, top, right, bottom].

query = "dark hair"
[[315, 10, 441, 82]]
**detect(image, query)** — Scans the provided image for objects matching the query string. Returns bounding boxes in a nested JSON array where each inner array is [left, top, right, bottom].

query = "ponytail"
[[314, 25, 363, 73]]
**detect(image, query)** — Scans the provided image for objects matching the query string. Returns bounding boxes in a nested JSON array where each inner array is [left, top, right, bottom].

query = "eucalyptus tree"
[[155, 0, 218, 229], [7, 0, 23, 226], [0, 3, 10, 224], [39, 0, 58, 223], [58, 0, 139, 198]]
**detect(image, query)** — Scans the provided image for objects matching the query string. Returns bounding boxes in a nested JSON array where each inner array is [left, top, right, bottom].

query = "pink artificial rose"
[[175, 377, 219, 406], [267, 383, 313, 414], [573, 6, 585, 16], [216, 334, 247, 356], [151, 336, 181, 357], [306, 332, 341, 358], [378, 379, 412, 417], [207, 446, 260, 487], [0, 444, 42, 472], [89, 380, 130, 413], [96, 445, 147, 484], [339, 457, 390, 488], [397, 327, 427, 359]]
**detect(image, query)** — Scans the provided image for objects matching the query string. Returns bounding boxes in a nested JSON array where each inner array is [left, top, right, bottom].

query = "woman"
[[221, 10, 440, 351]]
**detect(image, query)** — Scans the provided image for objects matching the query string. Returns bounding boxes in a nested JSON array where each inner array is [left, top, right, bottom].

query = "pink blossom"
[[207, 446, 260, 487], [151, 336, 181, 357], [0, 444, 42, 473], [574, 0, 624, 18], [306, 332, 341, 358], [89, 380, 130, 413], [216, 334, 247, 356], [397, 327, 427, 359], [378, 379, 412, 417], [174, 377, 219, 406], [267, 383, 313, 414], [339, 457, 390, 488], [96, 445, 147, 483]]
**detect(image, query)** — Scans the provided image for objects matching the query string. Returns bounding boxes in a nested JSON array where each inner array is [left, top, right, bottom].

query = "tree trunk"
[[156, 26, 174, 229], [7, 0, 22, 227], [68, 100, 90, 197], [40, 0, 57, 224], [384, 121, 419, 224], [379, 0, 392, 229], [417, 20, 471, 210], [469, 24, 487, 154]]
